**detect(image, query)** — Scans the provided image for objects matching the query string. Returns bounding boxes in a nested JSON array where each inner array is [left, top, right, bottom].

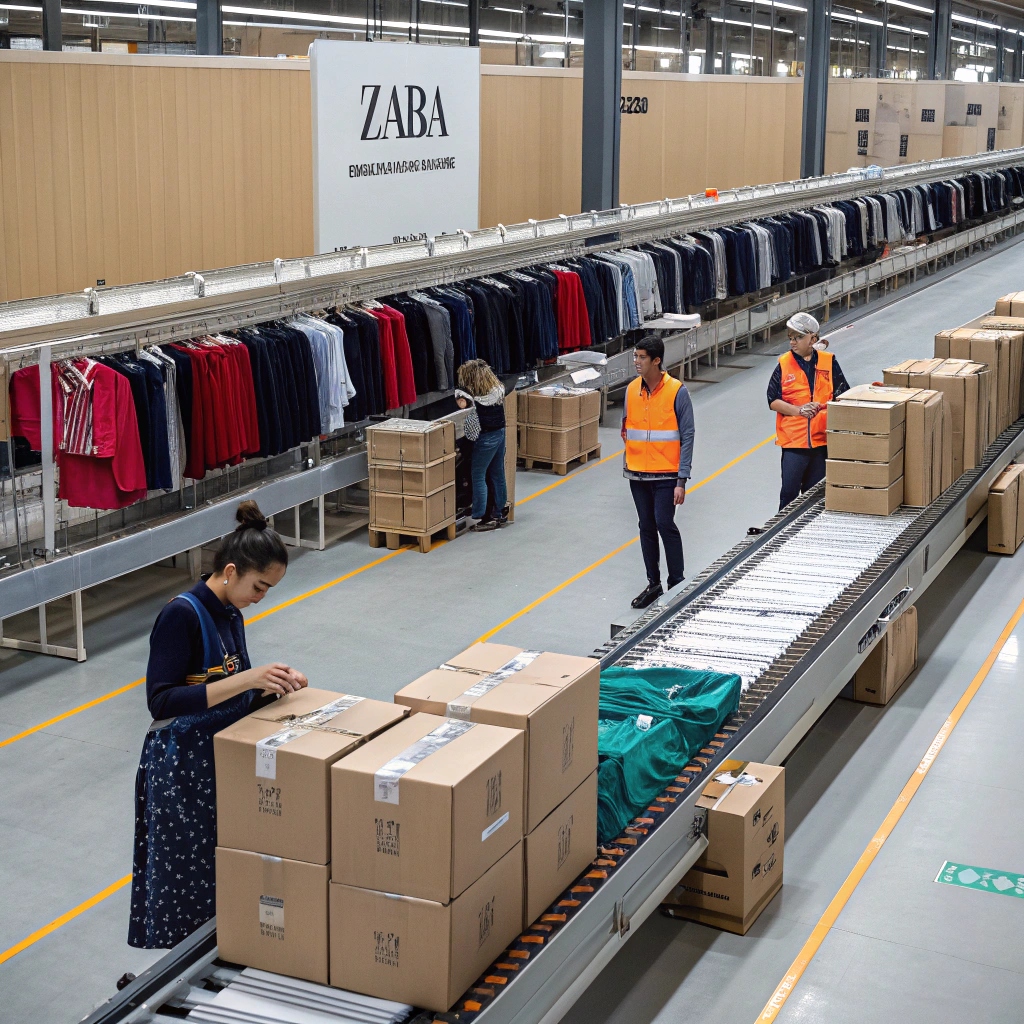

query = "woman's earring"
[[223, 579, 229, 585]]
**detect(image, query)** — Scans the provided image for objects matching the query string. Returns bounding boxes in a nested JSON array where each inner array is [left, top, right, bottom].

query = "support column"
[[867, 23, 882, 77], [196, 0, 222, 55], [469, 0, 480, 46], [41, 0, 61, 50], [581, 0, 623, 211], [800, 0, 830, 179], [929, 0, 950, 79], [996, 29, 1005, 82]]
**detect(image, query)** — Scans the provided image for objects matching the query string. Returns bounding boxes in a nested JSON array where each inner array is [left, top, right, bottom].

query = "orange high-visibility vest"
[[624, 372, 683, 473], [775, 350, 834, 449]]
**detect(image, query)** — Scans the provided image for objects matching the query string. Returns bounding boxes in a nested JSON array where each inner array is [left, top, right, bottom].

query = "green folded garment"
[[597, 665, 742, 843]]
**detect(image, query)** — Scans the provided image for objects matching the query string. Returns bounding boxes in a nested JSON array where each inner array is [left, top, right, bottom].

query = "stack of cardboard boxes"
[[214, 691, 409, 984], [518, 385, 601, 471], [825, 384, 952, 515], [853, 605, 919, 706], [367, 419, 457, 549], [212, 643, 600, 1014]]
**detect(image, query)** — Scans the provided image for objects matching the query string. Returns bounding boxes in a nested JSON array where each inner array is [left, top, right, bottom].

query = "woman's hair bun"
[[235, 499, 268, 532]]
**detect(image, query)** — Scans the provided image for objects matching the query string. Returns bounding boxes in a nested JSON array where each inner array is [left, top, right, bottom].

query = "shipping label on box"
[[329, 842, 523, 1013], [332, 713, 524, 902], [216, 694, 407, 864], [216, 848, 330, 985], [664, 763, 784, 935], [853, 605, 918, 705], [395, 643, 600, 832], [523, 772, 597, 928]]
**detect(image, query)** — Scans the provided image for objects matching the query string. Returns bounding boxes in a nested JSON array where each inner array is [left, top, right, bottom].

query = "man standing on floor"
[[621, 336, 695, 610], [768, 312, 850, 510]]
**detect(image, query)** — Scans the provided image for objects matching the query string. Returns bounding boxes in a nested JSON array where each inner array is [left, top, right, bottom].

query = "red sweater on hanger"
[[378, 305, 418, 406], [551, 270, 592, 352], [370, 310, 401, 411]]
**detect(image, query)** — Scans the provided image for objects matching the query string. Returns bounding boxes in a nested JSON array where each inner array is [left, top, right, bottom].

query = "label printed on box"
[[259, 895, 285, 939], [486, 769, 502, 817], [255, 727, 312, 780], [295, 693, 365, 728], [256, 782, 282, 817], [374, 719, 475, 804], [478, 896, 496, 947], [445, 650, 542, 719], [481, 811, 509, 842], [375, 817, 401, 857], [557, 814, 574, 869], [374, 930, 400, 967], [561, 718, 575, 773]]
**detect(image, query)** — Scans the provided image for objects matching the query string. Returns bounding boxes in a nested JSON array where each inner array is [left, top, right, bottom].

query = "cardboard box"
[[331, 713, 525, 902], [883, 357, 946, 387], [663, 762, 784, 935], [580, 416, 600, 454], [995, 292, 1024, 317], [216, 847, 329, 985], [942, 328, 1021, 436], [215, 695, 408, 864], [826, 451, 903, 489], [853, 605, 918, 705], [521, 386, 601, 427], [827, 387, 910, 434], [523, 771, 597, 928], [329, 842, 523, 1012], [395, 643, 599, 833], [987, 464, 1024, 554], [903, 390, 950, 507], [825, 478, 904, 515], [927, 360, 990, 476], [369, 454, 456, 496], [826, 426, 905, 463], [370, 484, 456, 534], [520, 423, 582, 464], [367, 419, 456, 465]]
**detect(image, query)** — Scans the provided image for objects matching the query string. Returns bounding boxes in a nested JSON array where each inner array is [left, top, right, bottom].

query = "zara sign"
[[310, 40, 481, 253]]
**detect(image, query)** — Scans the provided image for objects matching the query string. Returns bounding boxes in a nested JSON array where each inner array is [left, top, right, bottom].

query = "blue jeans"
[[779, 446, 827, 510], [629, 478, 684, 588], [471, 429, 507, 519]]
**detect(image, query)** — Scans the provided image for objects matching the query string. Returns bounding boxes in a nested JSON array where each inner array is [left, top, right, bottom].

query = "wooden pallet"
[[368, 519, 458, 553], [519, 443, 602, 476]]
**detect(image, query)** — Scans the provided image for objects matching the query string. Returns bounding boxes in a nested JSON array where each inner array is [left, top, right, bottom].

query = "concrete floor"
[[2, 239, 1024, 1024]]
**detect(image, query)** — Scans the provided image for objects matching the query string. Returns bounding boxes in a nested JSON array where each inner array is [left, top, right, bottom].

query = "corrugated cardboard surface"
[[664, 762, 784, 935], [826, 451, 904, 488], [216, 848, 330, 985], [395, 643, 599, 832], [331, 713, 524, 902], [987, 464, 1024, 554], [827, 388, 909, 434], [329, 842, 523, 1012], [826, 478, 904, 515], [215, 697, 407, 864], [369, 455, 456, 496], [523, 771, 597, 928], [520, 423, 583, 463], [902, 390, 949, 507], [367, 420, 456, 465], [370, 485, 456, 534], [995, 292, 1024, 317], [927, 360, 989, 476], [854, 605, 918, 705], [945, 329, 1017, 437], [826, 424, 905, 462], [883, 357, 945, 386]]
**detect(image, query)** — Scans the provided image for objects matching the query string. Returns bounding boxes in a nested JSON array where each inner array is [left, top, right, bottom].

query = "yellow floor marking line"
[[0, 874, 132, 966], [517, 448, 624, 506], [756, 591, 1024, 1023], [476, 435, 774, 643]]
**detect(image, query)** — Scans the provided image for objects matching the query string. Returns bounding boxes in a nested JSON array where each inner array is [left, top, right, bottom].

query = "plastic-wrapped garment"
[[596, 665, 742, 843]]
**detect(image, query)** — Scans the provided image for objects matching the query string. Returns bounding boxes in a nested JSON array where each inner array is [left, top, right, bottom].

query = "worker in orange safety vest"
[[620, 336, 695, 610], [768, 312, 850, 510]]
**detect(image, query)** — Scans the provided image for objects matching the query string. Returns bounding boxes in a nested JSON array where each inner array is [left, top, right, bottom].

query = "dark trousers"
[[780, 446, 827, 510], [629, 478, 684, 588]]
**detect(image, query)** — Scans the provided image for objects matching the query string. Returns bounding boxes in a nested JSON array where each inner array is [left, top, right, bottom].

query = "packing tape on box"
[[294, 693, 365, 728], [445, 650, 542, 719], [255, 727, 312, 780], [373, 719, 476, 805]]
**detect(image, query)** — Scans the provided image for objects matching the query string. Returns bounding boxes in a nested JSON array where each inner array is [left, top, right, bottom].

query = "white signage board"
[[310, 40, 480, 253]]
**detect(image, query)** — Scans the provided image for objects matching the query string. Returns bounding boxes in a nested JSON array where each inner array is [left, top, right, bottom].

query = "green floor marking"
[[935, 861, 1024, 900]]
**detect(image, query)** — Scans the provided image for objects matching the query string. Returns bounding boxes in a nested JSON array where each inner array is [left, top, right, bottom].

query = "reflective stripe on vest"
[[775, 350, 834, 449], [624, 373, 683, 473]]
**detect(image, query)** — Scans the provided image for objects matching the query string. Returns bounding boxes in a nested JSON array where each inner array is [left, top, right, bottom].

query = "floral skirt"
[[128, 692, 252, 949]]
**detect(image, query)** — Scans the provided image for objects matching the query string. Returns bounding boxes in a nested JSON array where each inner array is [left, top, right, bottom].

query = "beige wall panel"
[[742, 82, 785, 187], [620, 80, 669, 204], [783, 80, 803, 181], [0, 52, 313, 303], [997, 84, 1024, 148], [705, 82, 746, 190], [662, 80, 709, 199], [906, 134, 944, 163]]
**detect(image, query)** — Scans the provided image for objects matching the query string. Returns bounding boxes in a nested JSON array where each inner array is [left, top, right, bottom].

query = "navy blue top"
[[145, 579, 253, 720]]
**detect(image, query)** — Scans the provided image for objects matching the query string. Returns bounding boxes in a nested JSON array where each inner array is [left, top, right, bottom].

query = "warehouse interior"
[[2, 6, 1024, 1024]]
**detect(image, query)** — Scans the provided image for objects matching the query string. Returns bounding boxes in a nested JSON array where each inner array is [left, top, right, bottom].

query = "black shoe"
[[631, 582, 663, 609], [495, 517, 510, 528], [666, 577, 685, 590], [470, 518, 499, 532], [116, 973, 136, 992]]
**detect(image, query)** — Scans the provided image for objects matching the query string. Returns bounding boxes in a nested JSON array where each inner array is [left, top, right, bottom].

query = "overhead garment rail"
[[1, 147, 1023, 349], [83, 423, 1024, 1024], [0, 148, 1021, 635]]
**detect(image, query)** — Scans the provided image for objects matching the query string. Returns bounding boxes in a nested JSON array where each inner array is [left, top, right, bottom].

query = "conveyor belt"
[[83, 418, 1024, 1024]]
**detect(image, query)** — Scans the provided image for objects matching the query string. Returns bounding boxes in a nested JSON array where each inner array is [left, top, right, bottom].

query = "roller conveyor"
[[84, 417, 1024, 1024]]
